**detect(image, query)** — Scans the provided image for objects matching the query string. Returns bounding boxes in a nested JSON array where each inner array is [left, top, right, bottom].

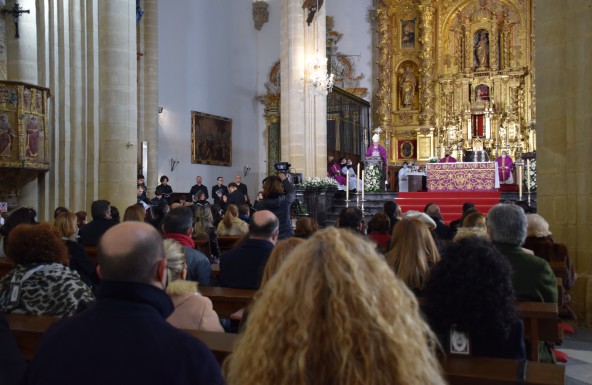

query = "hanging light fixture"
[[304, 0, 333, 95]]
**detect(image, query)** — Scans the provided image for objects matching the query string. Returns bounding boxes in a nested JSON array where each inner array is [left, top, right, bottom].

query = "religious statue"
[[252, 1, 269, 31], [496, 150, 514, 184], [474, 32, 489, 68], [399, 65, 416, 108]]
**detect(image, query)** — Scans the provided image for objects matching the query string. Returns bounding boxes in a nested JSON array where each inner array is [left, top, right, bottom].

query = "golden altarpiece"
[[376, 0, 536, 164]]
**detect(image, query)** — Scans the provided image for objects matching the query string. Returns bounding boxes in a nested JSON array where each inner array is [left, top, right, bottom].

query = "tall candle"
[[357, 163, 360, 180], [361, 170, 365, 200], [526, 159, 531, 192], [346, 170, 349, 200], [518, 163, 523, 200]]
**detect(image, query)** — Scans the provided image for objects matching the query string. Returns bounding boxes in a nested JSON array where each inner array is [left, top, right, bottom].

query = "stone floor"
[[559, 326, 592, 384]]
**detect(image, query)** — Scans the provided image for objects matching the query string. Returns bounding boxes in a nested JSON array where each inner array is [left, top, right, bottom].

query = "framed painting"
[[398, 139, 416, 159], [401, 19, 416, 49], [191, 111, 232, 166]]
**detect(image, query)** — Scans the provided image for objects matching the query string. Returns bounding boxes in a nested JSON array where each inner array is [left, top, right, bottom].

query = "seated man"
[[496, 150, 514, 184], [336, 207, 364, 234], [327, 156, 346, 189], [162, 207, 211, 286], [486, 203, 557, 363], [25, 222, 223, 385], [219, 210, 279, 290], [78, 199, 115, 246], [341, 159, 360, 192], [224, 182, 246, 207]]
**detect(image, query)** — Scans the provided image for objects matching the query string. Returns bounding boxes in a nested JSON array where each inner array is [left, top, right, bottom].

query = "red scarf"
[[163, 232, 195, 248]]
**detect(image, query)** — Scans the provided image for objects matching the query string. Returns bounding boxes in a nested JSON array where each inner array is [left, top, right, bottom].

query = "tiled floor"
[[558, 326, 592, 385]]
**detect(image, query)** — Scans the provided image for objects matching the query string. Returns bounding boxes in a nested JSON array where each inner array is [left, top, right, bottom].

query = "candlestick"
[[361, 170, 365, 200], [518, 163, 523, 200], [346, 170, 349, 201], [526, 159, 531, 192], [357, 163, 360, 181]]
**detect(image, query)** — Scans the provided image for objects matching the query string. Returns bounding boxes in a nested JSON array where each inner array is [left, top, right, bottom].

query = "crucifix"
[[2, 3, 30, 39]]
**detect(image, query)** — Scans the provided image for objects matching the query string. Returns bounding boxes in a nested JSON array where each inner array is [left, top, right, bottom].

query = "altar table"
[[426, 162, 500, 192]]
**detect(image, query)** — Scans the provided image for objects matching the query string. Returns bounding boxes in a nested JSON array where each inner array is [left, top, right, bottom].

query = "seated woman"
[[386, 218, 440, 296], [424, 237, 526, 359], [523, 213, 577, 319], [192, 205, 220, 263], [0, 223, 95, 316], [223, 228, 445, 385], [453, 211, 488, 242], [54, 212, 100, 291], [367, 212, 391, 254], [163, 239, 223, 332], [217, 204, 248, 237], [294, 217, 319, 239], [123, 204, 146, 222]]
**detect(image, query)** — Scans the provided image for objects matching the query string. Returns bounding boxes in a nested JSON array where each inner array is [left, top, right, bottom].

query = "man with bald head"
[[25, 222, 223, 385], [219, 210, 279, 289]]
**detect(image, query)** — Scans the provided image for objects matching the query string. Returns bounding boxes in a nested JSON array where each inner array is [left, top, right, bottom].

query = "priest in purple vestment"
[[496, 151, 514, 184], [439, 151, 456, 163], [327, 156, 346, 187], [365, 134, 388, 169]]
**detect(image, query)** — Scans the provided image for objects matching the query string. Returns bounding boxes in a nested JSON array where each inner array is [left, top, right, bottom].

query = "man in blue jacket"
[[25, 222, 223, 385]]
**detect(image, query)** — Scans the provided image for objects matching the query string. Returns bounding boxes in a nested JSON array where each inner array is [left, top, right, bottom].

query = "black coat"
[[219, 239, 274, 290], [260, 179, 295, 239], [25, 281, 223, 385], [64, 240, 100, 291], [78, 218, 116, 247]]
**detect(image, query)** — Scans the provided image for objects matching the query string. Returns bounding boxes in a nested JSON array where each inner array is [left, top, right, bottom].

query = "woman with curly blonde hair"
[[224, 227, 445, 385], [386, 218, 440, 295]]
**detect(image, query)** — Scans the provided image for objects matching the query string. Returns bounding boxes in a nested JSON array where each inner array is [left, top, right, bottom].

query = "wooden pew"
[[199, 286, 255, 318], [0, 257, 14, 279], [6, 313, 566, 384], [194, 237, 212, 257], [516, 302, 562, 362], [84, 246, 98, 264], [217, 236, 240, 253], [442, 355, 565, 385]]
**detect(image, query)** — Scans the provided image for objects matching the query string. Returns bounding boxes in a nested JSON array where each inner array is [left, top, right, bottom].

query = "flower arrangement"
[[428, 157, 438, 163], [524, 159, 537, 192], [298, 176, 338, 191], [364, 164, 382, 192]]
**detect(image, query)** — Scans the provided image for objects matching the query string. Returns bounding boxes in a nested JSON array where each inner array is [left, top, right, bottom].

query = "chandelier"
[[306, 54, 334, 95]]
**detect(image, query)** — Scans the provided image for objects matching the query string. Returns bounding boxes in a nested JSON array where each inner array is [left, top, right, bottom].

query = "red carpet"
[[396, 191, 501, 224]]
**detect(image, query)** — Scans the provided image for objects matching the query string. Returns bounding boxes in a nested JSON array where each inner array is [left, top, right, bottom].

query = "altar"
[[426, 162, 500, 192]]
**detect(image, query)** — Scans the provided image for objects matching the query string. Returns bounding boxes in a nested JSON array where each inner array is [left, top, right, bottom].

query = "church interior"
[[0, 0, 591, 380]]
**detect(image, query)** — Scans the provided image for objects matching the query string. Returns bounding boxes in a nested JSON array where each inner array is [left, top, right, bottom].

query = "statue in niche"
[[0, 114, 14, 157], [474, 31, 489, 69], [399, 65, 416, 108]]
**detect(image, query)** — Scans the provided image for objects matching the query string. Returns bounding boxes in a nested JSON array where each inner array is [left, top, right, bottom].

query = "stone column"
[[280, 0, 327, 178], [98, 0, 137, 212], [418, 1, 435, 126], [7, 0, 39, 209], [138, 0, 159, 192], [536, 0, 592, 325]]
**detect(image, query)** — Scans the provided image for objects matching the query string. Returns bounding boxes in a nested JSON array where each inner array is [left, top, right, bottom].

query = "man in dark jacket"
[[189, 175, 209, 202], [225, 182, 246, 207], [219, 210, 279, 289], [78, 199, 115, 246], [25, 222, 223, 385], [211, 176, 229, 207]]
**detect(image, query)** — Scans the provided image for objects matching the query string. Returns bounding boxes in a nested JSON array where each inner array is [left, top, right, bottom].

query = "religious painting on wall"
[[475, 84, 489, 101], [191, 111, 232, 167], [401, 19, 416, 49], [397, 139, 416, 159]]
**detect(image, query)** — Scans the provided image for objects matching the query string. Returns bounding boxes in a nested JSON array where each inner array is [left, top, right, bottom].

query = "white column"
[[280, 0, 327, 178], [98, 0, 137, 212]]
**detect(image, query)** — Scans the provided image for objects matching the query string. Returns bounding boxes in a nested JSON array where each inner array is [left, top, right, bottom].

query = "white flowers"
[[524, 159, 537, 192], [364, 164, 382, 192], [298, 176, 338, 191]]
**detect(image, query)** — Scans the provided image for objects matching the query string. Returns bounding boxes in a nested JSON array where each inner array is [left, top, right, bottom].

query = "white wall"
[[157, 0, 373, 199], [158, 0, 264, 199], [326, 0, 374, 101]]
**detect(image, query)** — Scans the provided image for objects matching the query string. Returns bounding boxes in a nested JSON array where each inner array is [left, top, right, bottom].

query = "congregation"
[[0, 175, 575, 384]]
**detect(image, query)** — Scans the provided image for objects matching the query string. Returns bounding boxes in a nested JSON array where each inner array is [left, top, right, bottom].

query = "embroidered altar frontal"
[[426, 162, 496, 192]]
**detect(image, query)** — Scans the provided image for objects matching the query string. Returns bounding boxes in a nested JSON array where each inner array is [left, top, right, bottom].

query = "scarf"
[[163, 232, 195, 248]]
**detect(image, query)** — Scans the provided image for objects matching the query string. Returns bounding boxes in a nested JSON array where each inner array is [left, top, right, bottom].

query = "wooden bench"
[[84, 246, 98, 264], [6, 314, 565, 384], [442, 355, 565, 385], [217, 236, 240, 252], [0, 257, 13, 279], [194, 237, 212, 257], [199, 286, 255, 318], [516, 302, 562, 362]]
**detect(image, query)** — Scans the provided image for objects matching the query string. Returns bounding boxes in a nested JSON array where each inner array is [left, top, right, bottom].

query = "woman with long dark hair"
[[259, 174, 295, 239]]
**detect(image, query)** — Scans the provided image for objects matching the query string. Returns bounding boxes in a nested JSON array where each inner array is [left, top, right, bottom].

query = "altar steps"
[[396, 191, 502, 224]]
